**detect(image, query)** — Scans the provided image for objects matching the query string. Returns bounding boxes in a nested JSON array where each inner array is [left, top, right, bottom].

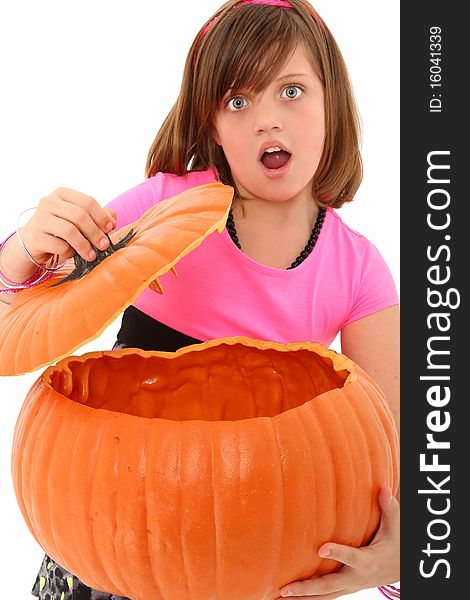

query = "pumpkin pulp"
[[46, 341, 352, 421]]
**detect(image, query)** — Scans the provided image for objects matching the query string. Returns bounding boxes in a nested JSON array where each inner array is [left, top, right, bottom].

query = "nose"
[[252, 94, 283, 134]]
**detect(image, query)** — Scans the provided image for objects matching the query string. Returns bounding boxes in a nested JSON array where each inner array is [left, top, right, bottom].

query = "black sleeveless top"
[[114, 305, 202, 352]]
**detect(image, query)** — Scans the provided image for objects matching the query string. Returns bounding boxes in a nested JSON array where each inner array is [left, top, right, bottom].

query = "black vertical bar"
[[401, 2, 467, 597]]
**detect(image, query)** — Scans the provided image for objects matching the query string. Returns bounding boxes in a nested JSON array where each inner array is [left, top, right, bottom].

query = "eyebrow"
[[275, 73, 310, 81]]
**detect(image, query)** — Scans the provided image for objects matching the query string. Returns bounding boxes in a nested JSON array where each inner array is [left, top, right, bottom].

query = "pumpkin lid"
[[0, 182, 234, 376]]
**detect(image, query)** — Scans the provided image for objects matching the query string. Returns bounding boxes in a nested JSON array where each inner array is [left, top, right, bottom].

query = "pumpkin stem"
[[50, 228, 136, 287]]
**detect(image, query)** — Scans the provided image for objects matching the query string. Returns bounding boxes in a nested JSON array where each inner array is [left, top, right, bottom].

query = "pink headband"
[[195, 0, 325, 59]]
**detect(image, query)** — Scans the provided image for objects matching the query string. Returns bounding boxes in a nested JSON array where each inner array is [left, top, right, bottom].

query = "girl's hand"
[[20, 187, 117, 264], [277, 487, 400, 599]]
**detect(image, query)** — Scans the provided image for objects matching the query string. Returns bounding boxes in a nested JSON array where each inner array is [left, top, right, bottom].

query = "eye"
[[281, 85, 304, 100], [226, 96, 248, 111]]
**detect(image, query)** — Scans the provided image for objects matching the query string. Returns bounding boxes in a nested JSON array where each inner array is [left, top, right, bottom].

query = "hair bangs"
[[205, 6, 301, 106]]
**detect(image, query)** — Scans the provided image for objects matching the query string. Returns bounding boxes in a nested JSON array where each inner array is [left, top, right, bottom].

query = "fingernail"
[[319, 547, 331, 557], [104, 221, 114, 233], [281, 589, 294, 597], [98, 237, 109, 250], [88, 250, 96, 261]]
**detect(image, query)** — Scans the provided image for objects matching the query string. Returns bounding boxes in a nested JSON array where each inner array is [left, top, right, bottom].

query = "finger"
[[47, 202, 112, 259], [318, 543, 361, 568], [19, 229, 76, 264], [379, 486, 393, 505], [43, 214, 102, 262], [378, 487, 400, 531], [280, 572, 349, 597], [49, 187, 116, 235], [37, 233, 77, 261], [276, 593, 344, 600]]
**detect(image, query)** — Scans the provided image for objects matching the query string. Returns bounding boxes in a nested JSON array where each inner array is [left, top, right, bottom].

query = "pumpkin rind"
[[0, 182, 233, 376], [11, 337, 399, 600]]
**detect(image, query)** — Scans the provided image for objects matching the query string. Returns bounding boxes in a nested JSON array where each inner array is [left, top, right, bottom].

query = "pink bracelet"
[[378, 583, 400, 598], [0, 231, 57, 293]]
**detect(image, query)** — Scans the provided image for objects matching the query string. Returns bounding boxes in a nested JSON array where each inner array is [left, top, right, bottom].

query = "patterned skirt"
[[31, 554, 130, 600]]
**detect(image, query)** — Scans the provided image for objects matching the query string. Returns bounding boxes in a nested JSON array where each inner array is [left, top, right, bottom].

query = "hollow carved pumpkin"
[[0, 182, 233, 376], [11, 337, 399, 600]]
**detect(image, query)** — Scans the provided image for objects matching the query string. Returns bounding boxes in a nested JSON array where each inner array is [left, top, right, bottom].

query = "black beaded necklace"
[[226, 206, 327, 269]]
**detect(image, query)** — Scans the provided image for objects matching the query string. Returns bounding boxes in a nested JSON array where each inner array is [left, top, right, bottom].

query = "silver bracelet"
[[16, 207, 67, 272]]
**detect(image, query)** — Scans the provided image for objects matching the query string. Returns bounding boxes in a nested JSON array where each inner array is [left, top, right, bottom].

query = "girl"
[[0, 1, 399, 598]]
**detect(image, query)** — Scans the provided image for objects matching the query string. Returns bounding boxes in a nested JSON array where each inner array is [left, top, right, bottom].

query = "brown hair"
[[145, 0, 362, 208]]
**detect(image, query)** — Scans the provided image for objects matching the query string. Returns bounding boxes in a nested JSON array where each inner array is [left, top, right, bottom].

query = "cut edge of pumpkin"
[[43, 336, 358, 387]]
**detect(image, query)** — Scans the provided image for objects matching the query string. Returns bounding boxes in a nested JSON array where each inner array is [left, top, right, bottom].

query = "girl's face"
[[213, 43, 325, 203]]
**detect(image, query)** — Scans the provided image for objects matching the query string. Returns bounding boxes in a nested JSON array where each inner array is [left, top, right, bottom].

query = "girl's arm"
[[340, 303, 400, 502], [340, 304, 401, 578]]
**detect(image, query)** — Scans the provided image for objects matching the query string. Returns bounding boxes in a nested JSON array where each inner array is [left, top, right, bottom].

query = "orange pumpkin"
[[0, 182, 233, 376], [12, 337, 399, 600]]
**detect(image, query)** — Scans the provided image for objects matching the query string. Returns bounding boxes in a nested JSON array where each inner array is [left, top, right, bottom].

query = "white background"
[[0, 1, 399, 598]]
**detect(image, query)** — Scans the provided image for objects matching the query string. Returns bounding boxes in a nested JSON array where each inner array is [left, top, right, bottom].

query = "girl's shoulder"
[[323, 207, 390, 269], [326, 207, 372, 245], [155, 169, 218, 197], [140, 168, 218, 206], [106, 169, 217, 228]]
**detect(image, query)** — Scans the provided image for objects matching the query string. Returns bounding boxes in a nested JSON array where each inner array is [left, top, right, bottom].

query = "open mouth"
[[260, 148, 292, 170]]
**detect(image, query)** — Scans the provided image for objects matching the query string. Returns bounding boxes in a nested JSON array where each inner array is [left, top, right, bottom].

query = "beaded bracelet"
[[0, 231, 58, 294], [378, 583, 400, 598], [0, 206, 70, 295]]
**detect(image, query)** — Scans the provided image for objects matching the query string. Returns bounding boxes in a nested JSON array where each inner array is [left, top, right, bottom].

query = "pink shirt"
[[106, 170, 399, 347]]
